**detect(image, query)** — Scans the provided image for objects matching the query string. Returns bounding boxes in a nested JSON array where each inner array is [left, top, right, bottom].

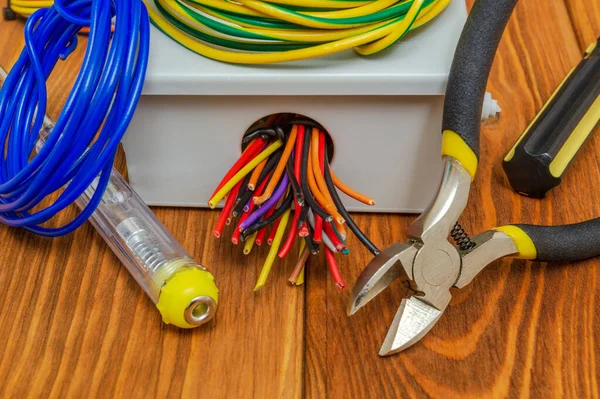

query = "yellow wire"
[[295, 240, 306, 285], [243, 232, 258, 254], [182, 0, 265, 18], [233, 0, 366, 29], [304, 0, 401, 18], [146, 0, 445, 64], [208, 140, 283, 207], [11, 0, 52, 6], [244, 0, 371, 9], [198, 5, 392, 43], [355, 0, 423, 55], [254, 207, 292, 291]]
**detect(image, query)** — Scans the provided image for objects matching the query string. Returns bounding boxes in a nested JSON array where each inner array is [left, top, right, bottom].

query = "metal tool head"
[[347, 242, 417, 316], [348, 157, 478, 355], [347, 240, 453, 356], [380, 296, 443, 356]]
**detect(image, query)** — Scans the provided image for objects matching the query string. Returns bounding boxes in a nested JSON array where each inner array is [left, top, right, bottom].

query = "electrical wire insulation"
[[0, 0, 149, 237], [7, 0, 117, 33], [254, 207, 291, 290], [324, 144, 380, 256], [294, 239, 306, 285], [289, 245, 310, 284], [208, 139, 283, 208], [142, 0, 451, 64], [211, 114, 376, 289]]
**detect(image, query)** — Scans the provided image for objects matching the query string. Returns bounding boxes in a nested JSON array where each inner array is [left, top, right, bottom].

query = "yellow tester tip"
[[157, 267, 219, 329]]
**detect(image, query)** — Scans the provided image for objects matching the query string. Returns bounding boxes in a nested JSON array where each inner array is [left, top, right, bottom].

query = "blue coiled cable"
[[0, 0, 149, 237]]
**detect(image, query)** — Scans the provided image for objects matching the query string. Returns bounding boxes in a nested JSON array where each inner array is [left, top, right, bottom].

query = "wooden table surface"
[[1, 1, 599, 397]]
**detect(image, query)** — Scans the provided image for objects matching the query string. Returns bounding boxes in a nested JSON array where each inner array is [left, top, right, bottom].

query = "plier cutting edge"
[[348, 0, 600, 356]]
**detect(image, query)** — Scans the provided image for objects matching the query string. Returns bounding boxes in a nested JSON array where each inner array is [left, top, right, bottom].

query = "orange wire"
[[254, 125, 298, 204], [329, 168, 376, 206], [310, 129, 341, 215], [248, 157, 267, 191], [307, 144, 345, 224]]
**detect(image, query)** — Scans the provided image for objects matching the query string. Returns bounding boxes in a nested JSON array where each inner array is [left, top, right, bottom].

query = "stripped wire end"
[[209, 114, 379, 290]]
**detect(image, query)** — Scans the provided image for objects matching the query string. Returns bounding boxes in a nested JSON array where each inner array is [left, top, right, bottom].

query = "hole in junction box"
[[241, 113, 335, 162]]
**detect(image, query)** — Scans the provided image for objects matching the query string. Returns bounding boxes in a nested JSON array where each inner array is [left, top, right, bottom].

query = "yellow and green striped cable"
[[145, 0, 451, 63], [8, 0, 451, 64]]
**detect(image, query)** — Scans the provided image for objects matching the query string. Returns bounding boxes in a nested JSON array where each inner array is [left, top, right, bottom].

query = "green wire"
[[152, 0, 437, 56]]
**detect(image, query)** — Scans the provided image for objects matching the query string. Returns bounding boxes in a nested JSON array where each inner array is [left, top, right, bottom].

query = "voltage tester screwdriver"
[[0, 66, 218, 329]]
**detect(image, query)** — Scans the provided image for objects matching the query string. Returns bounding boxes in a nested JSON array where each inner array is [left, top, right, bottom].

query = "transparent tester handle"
[[76, 167, 219, 328], [0, 66, 217, 329]]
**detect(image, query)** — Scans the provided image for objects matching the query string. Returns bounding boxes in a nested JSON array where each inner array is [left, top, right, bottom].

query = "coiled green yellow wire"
[[145, 0, 451, 63], [10, 0, 451, 63]]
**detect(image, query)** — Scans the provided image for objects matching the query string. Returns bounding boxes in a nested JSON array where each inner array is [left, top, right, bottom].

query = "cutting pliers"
[[348, 0, 600, 356]]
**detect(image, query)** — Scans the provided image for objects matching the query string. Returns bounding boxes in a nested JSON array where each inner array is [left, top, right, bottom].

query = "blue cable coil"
[[0, 0, 149, 236]]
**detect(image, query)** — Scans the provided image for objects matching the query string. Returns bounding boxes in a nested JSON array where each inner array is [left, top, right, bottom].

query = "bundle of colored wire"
[[144, 0, 451, 64], [0, 0, 149, 236], [209, 115, 379, 290]]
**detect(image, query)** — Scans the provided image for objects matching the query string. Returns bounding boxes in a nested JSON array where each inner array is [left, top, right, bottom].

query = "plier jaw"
[[348, 157, 519, 356]]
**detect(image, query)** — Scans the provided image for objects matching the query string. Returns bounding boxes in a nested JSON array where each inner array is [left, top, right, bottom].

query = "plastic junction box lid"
[[142, 0, 467, 97]]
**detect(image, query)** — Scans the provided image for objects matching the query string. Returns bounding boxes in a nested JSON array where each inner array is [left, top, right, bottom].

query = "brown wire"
[[289, 246, 310, 284]]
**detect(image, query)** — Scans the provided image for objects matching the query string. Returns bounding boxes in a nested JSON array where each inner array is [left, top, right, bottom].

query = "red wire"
[[210, 137, 266, 200], [232, 211, 250, 245], [313, 132, 328, 243], [278, 209, 299, 258], [294, 125, 304, 183], [278, 129, 304, 258], [299, 224, 309, 238], [325, 248, 345, 289], [275, 125, 307, 254], [268, 217, 282, 245], [324, 222, 346, 251], [214, 179, 243, 238], [255, 205, 276, 246]]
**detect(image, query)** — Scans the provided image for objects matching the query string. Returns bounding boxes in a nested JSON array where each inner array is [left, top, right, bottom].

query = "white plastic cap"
[[482, 92, 502, 122]]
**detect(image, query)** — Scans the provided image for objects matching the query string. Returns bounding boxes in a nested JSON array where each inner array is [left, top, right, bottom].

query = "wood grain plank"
[[564, 0, 600, 51], [305, 0, 600, 397], [1, 0, 599, 398], [0, 7, 304, 398]]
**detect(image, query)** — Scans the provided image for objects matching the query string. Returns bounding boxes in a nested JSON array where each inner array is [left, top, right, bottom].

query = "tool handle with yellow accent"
[[510, 220, 600, 262], [442, 0, 518, 164], [503, 39, 600, 198]]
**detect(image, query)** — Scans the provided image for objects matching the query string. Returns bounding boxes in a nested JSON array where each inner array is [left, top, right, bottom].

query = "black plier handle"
[[441, 0, 600, 263], [349, 0, 600, 356]]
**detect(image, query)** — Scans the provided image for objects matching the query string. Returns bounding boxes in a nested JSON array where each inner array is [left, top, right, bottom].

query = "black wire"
[[285, 118, 325, 132], [232, 148, 282, 216], [301, 127, 332, 222], [241, 128, 277, 145], [286, 152, 304, 206], [323, 143, 380, 256], [258, 147, 283, 184], [274, 126, 287, 142], [241, 193, 294, 240], [233, 174, 252, 217], [296, 204, 309, 230], [304, 223, 319, 255]]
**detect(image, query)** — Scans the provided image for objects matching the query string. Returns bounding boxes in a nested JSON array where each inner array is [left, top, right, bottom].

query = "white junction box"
[[123, 0, 467, 213]]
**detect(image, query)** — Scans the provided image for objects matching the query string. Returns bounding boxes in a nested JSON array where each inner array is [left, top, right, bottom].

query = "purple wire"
[[239, 173, 289, 231], [243, 198, 252, 213]]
